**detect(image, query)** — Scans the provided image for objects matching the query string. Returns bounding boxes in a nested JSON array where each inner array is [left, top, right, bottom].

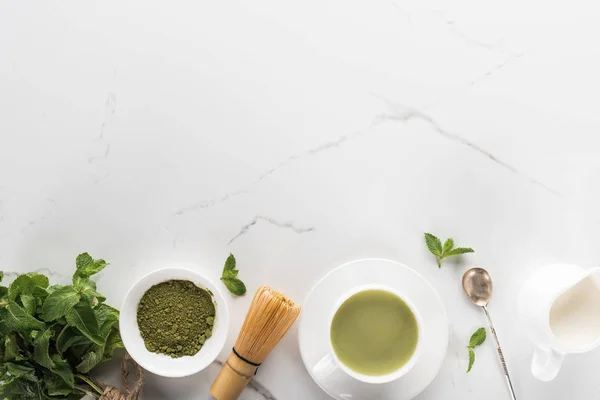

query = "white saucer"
[[299, 259, 448, 400]]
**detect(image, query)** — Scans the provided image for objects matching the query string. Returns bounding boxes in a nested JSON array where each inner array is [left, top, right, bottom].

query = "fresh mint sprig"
[[220, 253, 247, 296], [424, 233, 474, 267], [467, 327, 486, 373], [0, 253, 123, 398]]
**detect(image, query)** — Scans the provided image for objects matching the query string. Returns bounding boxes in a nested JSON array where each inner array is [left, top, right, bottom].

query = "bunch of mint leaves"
[[0, 253, 124, 399]]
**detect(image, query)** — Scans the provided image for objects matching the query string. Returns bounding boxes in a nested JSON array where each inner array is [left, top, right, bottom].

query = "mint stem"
[[76, 374, 104, 396], [55, 325, 69, 354], [75, 385, 100, 399]]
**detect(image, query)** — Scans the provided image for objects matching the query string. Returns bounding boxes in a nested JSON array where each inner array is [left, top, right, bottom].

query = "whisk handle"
[[210, 352, 258, 400]]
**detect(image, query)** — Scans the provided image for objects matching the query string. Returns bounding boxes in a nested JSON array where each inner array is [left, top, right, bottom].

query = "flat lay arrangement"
[[4, 244, 599, 399], [2, 1, 600, 399]]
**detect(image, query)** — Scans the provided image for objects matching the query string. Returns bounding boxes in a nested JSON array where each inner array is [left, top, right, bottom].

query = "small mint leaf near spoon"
[[466, 327, 486, 373], [221, 253, 247, 296], [424, 233, 474, 267]]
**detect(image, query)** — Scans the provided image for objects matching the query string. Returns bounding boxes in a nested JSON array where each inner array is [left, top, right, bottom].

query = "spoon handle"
[[483, 305, 517, 400]]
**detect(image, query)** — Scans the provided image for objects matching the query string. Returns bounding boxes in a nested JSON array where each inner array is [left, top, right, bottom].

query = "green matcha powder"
[[137, 279, 216, 358]]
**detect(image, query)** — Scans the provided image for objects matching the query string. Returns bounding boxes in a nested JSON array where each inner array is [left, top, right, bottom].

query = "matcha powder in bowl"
[[137, 280, 216, 358], [120, 267, 229, 377]]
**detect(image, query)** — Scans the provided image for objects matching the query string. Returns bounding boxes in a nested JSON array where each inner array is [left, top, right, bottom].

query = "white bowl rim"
[[119, 266, 229, 378]]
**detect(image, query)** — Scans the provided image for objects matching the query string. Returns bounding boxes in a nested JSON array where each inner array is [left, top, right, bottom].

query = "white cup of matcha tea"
[[312, 284, 423, 385]]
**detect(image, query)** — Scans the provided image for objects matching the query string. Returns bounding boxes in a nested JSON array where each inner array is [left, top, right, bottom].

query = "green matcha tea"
[[330, 289, 419, 376], [137, 280, 215, 358]]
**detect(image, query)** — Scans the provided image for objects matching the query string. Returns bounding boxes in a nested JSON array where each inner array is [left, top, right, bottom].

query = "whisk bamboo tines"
[[210, 286, 301, 400]]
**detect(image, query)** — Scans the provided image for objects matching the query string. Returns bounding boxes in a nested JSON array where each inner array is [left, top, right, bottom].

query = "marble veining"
[[373, 94, 563, 197], [229, 216, 316, 244], [175, 87, 561, 222], [466, 53, 525, 86], [3, 268, 64, 280], [173, 128, 369, 216], [89, 92, 115, 164], [19, 199, 58, 234]]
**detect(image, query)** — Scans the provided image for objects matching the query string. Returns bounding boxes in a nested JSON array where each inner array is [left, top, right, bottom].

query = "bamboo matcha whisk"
[[210, 286, 301, 400]]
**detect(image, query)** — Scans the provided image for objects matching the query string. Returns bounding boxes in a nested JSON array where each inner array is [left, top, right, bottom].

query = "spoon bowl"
[[462, 267, 493, 307]]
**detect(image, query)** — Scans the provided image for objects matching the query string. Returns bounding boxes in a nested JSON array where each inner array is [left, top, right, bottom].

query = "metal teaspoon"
[[462, 267, 517, 400]]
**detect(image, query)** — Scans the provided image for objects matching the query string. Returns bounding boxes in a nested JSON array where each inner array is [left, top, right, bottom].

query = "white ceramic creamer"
[[518, 264, 600, 381]]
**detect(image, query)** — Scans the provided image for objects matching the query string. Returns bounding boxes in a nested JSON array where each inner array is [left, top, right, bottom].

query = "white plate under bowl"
[[120, 266, 229, 378], [299, 258, 448, 400]]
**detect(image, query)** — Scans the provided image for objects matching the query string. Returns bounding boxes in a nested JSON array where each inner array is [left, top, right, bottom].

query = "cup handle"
[[531, 346, 564, 381], [312, 353, 339, 381]]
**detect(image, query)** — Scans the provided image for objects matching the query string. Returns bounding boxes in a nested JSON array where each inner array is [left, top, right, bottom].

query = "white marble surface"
[[1, 1, 600, 399]]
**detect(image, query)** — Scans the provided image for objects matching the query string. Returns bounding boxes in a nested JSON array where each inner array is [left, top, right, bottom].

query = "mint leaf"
[[443, 238, 454, 253], [0, 363, 38, 398], [424, 233, 474, 267], [73, 274, 96, 289], [56, 327, 90, 354], [33, 327, 56, 369], [8, 275, 33, 300], [0, 301, 46, 331], [446, 247, 475, 256], [9, 273, 49, 302], [76, 253, 93, 270], [60, 335, 90, 354], [467, 348, 475, 373], [95, 303, 119, 324], [4, 333, 22, 361], [95, 303, 119, 337], [222, 253, 238, 279], [102, 329, 124, 361], [32, 285, 49, 307], [28, 272, 49, 289], [76, 345, 104, 373], [0, 372, 39, 398], [75, 277, 106, 305], [74, 253, 108, 279], [41, 286, 81, 322], [20, 293, 36, 315], [49, 354, 75, 389], [4, 362, 36, 379], [65, 302, 104, 345], [221, 254, 247, 296], [0, 286, 8, 301], [33, 327, 75, 388], [43, 370, 73, 396], [424, 233, 443, 257], [221, 278, 247, 296], [466, 327, 486, 373], [469, 327, 486, 348], [0, 271, 3, 283]]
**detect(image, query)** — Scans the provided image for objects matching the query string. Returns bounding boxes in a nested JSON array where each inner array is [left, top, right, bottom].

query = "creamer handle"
[[532, 346, 564, 381]]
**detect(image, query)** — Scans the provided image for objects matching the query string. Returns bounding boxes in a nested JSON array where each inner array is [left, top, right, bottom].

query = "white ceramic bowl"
[[120, 267, 229, 377]]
